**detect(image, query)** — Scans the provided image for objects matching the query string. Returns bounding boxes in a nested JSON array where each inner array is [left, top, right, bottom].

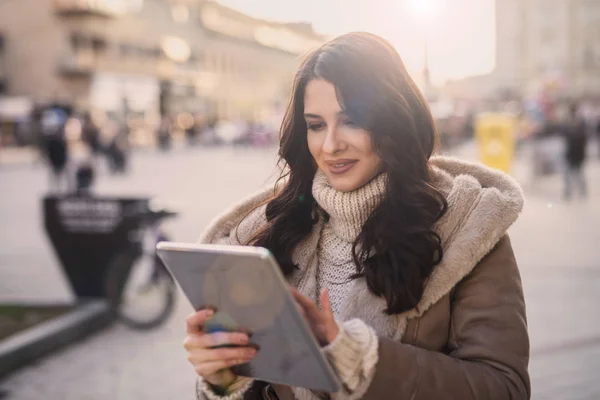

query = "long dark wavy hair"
[[243, 32, 448, 315]]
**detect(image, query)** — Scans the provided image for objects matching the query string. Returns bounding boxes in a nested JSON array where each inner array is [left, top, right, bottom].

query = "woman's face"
[[304, 79, 382, 192]]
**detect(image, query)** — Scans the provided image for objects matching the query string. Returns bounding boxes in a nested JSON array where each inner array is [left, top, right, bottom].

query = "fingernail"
[[247, 349, 257, 357], [238, 335, 249, 344], [205, 309, 214, 317]]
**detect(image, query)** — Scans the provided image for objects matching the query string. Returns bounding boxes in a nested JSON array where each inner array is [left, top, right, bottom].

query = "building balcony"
[[53, 0, 127, 17]]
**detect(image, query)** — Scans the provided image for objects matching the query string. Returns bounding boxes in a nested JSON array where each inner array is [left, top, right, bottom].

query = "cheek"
[[355, 132, 378, 160], [307, 134, 321, 160], [356, 134, 382, 173]]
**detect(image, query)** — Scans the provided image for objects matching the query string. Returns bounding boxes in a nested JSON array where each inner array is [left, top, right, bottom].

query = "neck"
[[311, 170, 387, 242]]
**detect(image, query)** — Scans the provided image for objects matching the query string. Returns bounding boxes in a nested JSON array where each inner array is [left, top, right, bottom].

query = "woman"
[[184, 32, 529, 400]]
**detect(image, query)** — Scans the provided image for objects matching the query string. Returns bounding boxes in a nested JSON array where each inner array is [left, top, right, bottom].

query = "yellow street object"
[[475, 113, 516, 173]]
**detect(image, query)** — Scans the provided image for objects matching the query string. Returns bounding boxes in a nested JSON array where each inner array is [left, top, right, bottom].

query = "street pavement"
[[1, 141, 599, 399]]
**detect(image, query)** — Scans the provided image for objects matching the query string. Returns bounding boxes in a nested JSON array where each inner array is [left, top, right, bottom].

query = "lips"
[[325, 159, 358, 174]]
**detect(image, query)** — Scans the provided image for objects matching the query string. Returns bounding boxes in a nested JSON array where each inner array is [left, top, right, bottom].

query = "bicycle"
[[104, 204, 178, 330], [45, 160, 179, 332]]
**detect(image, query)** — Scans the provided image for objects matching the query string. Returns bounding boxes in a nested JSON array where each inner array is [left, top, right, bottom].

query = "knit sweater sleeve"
[[323, 319, 379, 399], [196, 376, 254, 400]]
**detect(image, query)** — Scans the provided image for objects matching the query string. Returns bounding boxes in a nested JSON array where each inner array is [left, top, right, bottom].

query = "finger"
[[292, 294, 308, 318], [188, 346, 257, 364], [186, 309, 214, 333], [195, 358, 250, 377], [183, 332, 249, 350], [290, 287, 312, 318], [294, 302, 309, 324], [290, 287, 316, 311], [320, 289, 335, 322], [299, 307, 308, 322], [290, 287, 322, 324]]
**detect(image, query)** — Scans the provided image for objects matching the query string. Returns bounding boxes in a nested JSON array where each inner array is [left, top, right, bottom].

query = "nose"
[[322, 126, 346, 154]]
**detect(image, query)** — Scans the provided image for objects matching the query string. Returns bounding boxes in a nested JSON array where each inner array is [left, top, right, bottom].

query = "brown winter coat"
[[198, 156, 530, 400]]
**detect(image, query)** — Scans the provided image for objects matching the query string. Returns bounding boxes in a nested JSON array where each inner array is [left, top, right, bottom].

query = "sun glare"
[[408, 0, 439, 20]]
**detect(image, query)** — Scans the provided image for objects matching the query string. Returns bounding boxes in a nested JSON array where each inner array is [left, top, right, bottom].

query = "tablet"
[[156, 242, 340, 393]]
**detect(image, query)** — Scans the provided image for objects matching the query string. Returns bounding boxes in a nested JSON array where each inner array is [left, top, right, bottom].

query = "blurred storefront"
[[0, 0, 325, 144]]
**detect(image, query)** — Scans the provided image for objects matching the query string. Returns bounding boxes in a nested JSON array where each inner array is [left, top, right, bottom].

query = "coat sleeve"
[[360, 235, 531, 399]]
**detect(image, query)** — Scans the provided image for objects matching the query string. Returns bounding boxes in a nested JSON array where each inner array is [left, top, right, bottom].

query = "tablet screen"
[[157, 243, 340, 392]]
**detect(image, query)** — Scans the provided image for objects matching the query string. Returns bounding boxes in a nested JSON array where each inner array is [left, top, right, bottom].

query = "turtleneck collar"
[[311, 169, 387, 242]]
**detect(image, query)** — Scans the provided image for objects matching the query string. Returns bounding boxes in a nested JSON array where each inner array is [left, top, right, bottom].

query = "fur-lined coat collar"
[[199, 156, 524, 341]]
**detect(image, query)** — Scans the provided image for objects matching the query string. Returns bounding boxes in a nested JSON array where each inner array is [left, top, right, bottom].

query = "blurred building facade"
[[445, 0, 600, 100], [0, 0, 324, 129], [196, 1, 322, 120], [496, 0, 600, 97]]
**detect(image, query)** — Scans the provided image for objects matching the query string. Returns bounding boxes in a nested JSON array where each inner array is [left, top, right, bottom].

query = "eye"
[[306, 122, 325, 132], [342, 118, 359, 128]]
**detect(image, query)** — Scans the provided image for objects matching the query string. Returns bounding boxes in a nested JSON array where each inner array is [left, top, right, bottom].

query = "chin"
[[327, 174, 362, 192]]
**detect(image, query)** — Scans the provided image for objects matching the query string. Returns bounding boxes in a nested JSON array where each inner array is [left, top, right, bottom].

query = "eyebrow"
[[303, 113, 321, 119], [303, 111, 347, 119]]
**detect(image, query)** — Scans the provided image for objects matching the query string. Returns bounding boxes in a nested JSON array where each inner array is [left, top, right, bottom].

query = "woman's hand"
[[290, 288, 340, 346], [184, 309, 257, 389]]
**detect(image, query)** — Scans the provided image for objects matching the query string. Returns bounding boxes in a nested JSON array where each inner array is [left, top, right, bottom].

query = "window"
[[70, 32, 88, 51], [70, 32, 106, 56], [90, 37, 107, 52]]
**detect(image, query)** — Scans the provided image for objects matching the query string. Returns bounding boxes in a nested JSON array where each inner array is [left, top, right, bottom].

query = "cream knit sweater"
[[198, 170, 385, 400], [311, 170, 386, 313]]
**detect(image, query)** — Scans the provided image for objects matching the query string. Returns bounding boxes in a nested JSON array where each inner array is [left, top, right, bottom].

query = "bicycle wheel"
[[105, 245, 176, 330]]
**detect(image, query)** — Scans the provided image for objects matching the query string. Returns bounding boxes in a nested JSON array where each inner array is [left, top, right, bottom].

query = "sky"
[[217, 0, 496, 85]]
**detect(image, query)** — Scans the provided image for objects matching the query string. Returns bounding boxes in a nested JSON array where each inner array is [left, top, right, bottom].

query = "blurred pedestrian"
[[30, 104, 48, 165], [157, 115, 172, 151], [596, 107, 600, 159], [40, 106, 69, 192], [202, 115, 221, 146], [104, 120, 129, 174], [563, 104, 588, 200], [67, 158, 96, 195], [184, 33, 529, 400], [81, 112, 102, 157], [185, 115, 199, 146]]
